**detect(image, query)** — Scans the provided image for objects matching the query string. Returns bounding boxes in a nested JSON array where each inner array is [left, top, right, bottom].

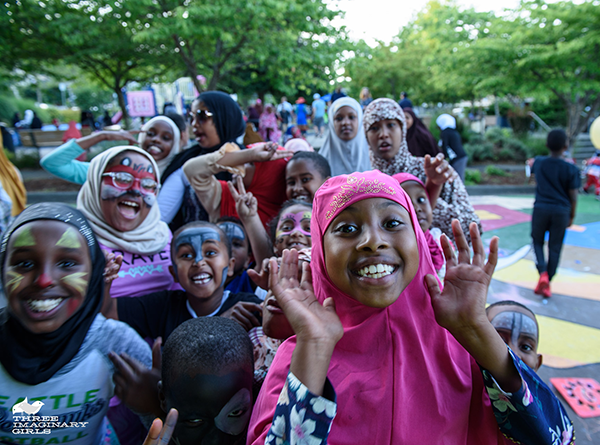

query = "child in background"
[[270, 200, 312, 256], [285, 151, 331, 203], [157, 317, 254, 445], [486, 301, 543, 372], [393, 172, 445, 275], [248, 171, 572, 445], [0, 203, 153, 445], [217, 216, 253, 293], [102, 221, 262, 341], [530, 129, 580, 298], [582, 148, 600, 199]]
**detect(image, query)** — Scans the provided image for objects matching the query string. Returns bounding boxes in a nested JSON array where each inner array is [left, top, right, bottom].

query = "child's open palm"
[[269, 249, 343, 347], [425, 220, 499, 336]]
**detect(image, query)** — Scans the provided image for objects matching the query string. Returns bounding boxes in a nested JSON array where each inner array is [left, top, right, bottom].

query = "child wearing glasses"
[[77, 146, 180, 299]]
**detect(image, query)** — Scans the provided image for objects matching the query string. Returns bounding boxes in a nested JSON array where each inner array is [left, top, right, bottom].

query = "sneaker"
[[542, 284, 552, 298], [534, 272, 550, 295]]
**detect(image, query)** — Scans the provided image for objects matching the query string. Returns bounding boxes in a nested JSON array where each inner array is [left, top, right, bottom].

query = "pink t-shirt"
[[101, 233, 181, 298]]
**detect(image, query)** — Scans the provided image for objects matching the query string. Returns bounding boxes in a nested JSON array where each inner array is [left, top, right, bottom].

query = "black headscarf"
[[161, 91, 246, 184], [0, 203, 105, 385], [404, 108, 441, 158]]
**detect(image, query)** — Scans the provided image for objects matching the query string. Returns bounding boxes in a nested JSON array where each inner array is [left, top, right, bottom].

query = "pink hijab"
[[248, 170, 509, 444], [392, 172, 445, 272]]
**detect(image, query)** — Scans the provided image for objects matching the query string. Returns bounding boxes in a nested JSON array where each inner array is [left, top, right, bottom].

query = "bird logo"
[[12, 398, 44, 415]]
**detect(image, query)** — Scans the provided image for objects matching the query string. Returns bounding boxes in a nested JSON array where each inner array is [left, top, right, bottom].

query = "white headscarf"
[[436, 114, 456, 130], [138, 116, 181, 175], [319, 97, 371, 176], [77, 145, 170, 255], [21, 110, 34, 127]]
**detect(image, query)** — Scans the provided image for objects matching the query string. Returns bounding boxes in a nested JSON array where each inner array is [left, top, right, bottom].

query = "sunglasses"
[[102, 172, 159, 195], [189, 109, 214, 123]]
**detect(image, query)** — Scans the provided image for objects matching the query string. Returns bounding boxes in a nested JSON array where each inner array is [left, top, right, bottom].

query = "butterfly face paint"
[[490, 311, 538, 348], [174, 227, 222, 265], [275, 211, 312, 238]]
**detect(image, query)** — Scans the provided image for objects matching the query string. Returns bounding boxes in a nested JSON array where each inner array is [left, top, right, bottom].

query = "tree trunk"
[[566, 94, 600, 151], [115, 87, 129, 130]]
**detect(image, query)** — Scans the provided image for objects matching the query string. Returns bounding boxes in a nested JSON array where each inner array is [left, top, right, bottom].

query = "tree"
[[1, 0, 168, 127], [124, 0, 347, 94]]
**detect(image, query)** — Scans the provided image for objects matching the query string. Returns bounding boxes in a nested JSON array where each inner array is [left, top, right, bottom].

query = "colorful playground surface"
[[471, 194, 600, 443]]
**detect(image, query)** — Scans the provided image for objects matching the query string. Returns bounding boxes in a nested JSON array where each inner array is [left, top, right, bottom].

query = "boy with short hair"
[[102, 221, 262, 341], [159, 317, 254, 445], [530, 129, 580, 298], [486, 300, 543, 371]]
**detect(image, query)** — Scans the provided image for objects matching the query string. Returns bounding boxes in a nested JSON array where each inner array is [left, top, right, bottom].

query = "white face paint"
[[143, 194, 156, 207]]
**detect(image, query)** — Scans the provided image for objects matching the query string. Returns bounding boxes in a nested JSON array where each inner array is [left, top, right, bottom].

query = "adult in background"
[[399, 91, 413, 109], [364, 98, 481, 243], [0, 136, 26, 220], [359, 87, 373, 109], [295, 97, 308, 135], [259, 104, 282, 143], [276, 96, 294, 132], [312, 94, 326, 137], [159, 91, 246, 230], [436, 114, 468, 181], [319, 97, 371, 176], [331, 86, 346, 103], [404, 108, 441, 158]]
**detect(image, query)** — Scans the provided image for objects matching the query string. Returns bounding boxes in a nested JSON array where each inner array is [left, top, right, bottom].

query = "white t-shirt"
[[0, 314, 151, 445]]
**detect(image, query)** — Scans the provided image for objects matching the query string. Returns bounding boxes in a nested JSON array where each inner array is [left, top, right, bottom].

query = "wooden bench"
[[19, 127, 92, 148]]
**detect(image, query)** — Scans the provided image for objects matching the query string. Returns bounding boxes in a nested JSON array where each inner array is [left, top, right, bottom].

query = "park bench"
[[19, 127, 92, 148]]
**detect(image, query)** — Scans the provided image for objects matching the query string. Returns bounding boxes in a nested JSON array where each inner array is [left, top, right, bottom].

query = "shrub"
[[464, 169, 482, 185], [485, 165, 509, 177]]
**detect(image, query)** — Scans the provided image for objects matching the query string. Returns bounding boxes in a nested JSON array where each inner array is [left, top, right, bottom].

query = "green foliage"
[[464, 169, 482, 185], [9, 150, 40, 170], [485, 165, 509, 177], [465, 127, 534, 162]]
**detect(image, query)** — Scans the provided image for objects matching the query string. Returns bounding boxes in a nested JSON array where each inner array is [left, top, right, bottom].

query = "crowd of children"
[[0, 94, 577, 445]]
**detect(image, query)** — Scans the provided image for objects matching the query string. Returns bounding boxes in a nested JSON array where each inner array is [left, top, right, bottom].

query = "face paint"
[[5, 270, 24, 294], [100, 183, 129, 201], [143, 194, 156, 207], [174, 227, 222, 264], [214, 388, 252, 435], [275, 211, 312, 238], [55, 227, 82, 248], [13, 226, 35, 247], [490, 311, 538, 346], [218, 222, 246, 243], [60, 272, 88, 294]]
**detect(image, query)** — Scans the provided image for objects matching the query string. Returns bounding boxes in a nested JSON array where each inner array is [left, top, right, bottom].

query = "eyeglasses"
[[189, 109, 214, 123], [102, 172, 159, 195]]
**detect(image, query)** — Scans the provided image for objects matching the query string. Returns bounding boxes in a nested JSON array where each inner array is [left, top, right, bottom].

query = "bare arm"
[[75, 130, 139, 150], [426, 220, 521, 392]]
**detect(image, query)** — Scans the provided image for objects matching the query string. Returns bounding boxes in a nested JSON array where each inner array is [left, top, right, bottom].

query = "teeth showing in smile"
[[147, 145, 162, 154], [27, 298, 63, 312], [121, 201, 139, 208], [356, 264, 394, 279], [193, 273, 212, 284]]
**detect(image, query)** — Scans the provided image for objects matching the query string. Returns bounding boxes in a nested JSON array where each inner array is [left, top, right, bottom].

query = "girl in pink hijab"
[[248, 170, 572, 445]]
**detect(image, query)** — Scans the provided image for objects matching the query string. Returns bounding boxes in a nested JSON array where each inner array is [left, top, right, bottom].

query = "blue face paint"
[[173, 226, 229, 288], [218, 222, 246, 244]]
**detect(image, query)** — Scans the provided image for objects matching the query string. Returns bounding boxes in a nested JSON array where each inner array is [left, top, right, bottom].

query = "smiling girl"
[[77, 146, 176, 299], [248, 171, 573, 445], [0, 203, 152, 445]]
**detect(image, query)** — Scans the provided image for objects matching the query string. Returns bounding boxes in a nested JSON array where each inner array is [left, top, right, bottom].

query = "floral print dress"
[[265, 348, 573, 445]]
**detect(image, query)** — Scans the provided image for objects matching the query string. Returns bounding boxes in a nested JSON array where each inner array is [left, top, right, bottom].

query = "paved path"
[[473, 193, 600, 443]]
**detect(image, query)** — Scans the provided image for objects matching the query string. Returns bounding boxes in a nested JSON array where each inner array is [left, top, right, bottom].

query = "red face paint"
[[35, 273, 53, 289]]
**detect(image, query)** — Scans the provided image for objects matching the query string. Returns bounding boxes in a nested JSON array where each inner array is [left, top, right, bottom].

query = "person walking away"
[[436, 114, 468, 181], [530, 129, 580, 298], [312, 94, 326, 138]]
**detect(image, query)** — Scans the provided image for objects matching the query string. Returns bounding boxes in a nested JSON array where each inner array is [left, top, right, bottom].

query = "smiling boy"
[[102, 221, 261, 341]]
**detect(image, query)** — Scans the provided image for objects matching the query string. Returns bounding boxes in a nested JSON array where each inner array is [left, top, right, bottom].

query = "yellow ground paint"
[[537, 315, 600, 368], [475, 210, 502, 220], [493, 259, 600, 302]]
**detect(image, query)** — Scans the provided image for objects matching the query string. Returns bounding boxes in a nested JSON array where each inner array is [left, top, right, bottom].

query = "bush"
[[0, 94, 81, 126], [485, 165, 508, 177], [8, 149, 40, 169], [464, 169, 482, 186]]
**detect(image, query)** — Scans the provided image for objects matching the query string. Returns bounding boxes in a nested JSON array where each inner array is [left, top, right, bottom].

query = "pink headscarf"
[[392, 172, 445, 272], [248, 170, 508, 444]]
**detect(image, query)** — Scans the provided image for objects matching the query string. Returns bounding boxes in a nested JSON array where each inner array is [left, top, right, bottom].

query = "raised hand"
[[424, 153, 454, 185], [250, 142, 293, 162], [143, 409, 178, 445], [425, 220, 498, 337], [220, 301, 263, 331], [228, 175, 258, 220], [269, 249, 342, 347], [104, 252, 123, 284], [109, 338, 163, 417], [101, 129, 140, 145]]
